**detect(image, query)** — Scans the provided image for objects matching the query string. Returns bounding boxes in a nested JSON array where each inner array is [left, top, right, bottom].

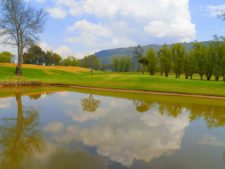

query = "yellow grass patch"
[[0, 63, 89, 73]]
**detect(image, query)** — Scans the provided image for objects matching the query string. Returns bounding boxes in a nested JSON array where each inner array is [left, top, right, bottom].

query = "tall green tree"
[[138, 57, 148, 74], [80, 54, 101, 74], [44, 51, 62, 66], [112, 56, 132, 72], [206, 44, 216, 80], [23, 45, 45, 65], [191, 42, 206, 80], [220, 39, 225, 81], [145, 48, 158, 75], [123, 57, 132, 72], [159, 45, 172, 77], [61, 56, 79, 66], [171, 43, 186, 78], [112, 57, 120, 72], [51, 53, 62, 65], [132, 45, 144, 72], [183, 52, 197, 79], [189, 50, 197, 79], [209, 36, 224, 81], [183, 53, 190, 79], [0, 0, 46, 76]]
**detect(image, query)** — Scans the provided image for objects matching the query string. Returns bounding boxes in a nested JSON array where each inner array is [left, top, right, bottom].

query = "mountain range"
[[95, 41, 210, 64]]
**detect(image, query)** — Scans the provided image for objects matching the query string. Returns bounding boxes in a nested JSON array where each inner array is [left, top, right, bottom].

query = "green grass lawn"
[[1, 65, 225, 97]]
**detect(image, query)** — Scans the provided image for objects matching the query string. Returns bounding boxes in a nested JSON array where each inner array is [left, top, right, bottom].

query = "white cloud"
[[206, 5, 225, 17], [67, 20, 136, 50], [67, 20, 112, 37], [44, 122, 64, 133], [1, 0, 196, 57], [144, 19, 195, 42], [38, 42, 80, 58], [55, 46, 74, 57], [48, 0, 195, 44], [47, 7, 67, 19], [38, 42, 53, 52], [45, 98, 190, 167], [65, 108, 108, 122]]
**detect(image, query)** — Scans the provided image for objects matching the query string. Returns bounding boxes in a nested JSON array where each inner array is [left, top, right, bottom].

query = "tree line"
[[23, 45, 101, 69], [0, 44, 101, 71], [2, 35, 225, 81], [111, 36, 225, 81]]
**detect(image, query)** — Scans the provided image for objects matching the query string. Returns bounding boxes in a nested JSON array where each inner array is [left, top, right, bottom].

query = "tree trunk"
[[206, 74, 211, 81], [165, 72, 169, 77], [90, 67, 93, 75], [142, 69, 145, 74], [16, 46, 23, 76], [150, 71, 154, 76], [215, 76, 219, 81], [16, 93, 23, 136], [200, 74, 203, 80]]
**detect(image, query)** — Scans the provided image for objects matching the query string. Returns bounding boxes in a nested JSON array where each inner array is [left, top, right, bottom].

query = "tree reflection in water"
[[133, 100, 153, 113], [81, 94, 100, 113], [133, 98, 225, 128], [132, 98, 225, 165], [0, 92, 44, 169]]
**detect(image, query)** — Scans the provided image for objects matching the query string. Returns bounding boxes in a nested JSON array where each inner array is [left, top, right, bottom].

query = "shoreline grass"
[[0, 64, 225, 97]]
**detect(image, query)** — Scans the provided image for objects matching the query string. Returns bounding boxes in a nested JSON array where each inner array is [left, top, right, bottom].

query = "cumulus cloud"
[[144, 19, 195, 42], [67, 19, 136, 50], [67, 20, 112, 37], [38, 42, 80, 58], [47, 7, 67, 19], [65, 109, 108, 123], [44, 122, 64, 133], [45, 97, 190, 167], [1, 0, 196, 58], [48, 0, 195, 44], [55, 46, 74, 57]]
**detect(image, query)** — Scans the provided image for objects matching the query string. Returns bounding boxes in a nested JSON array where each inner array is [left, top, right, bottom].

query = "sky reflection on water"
[[0, 87, 225, 169]]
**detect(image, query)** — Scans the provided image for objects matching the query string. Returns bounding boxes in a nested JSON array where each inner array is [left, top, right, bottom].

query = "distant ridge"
[[95, 41, 211, 64]]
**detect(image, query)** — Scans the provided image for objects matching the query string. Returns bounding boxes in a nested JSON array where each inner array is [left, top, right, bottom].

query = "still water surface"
[[0, 87, 225, 169]]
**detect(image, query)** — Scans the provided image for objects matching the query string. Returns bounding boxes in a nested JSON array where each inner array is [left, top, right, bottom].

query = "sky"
[[1, 0, 225, 58]]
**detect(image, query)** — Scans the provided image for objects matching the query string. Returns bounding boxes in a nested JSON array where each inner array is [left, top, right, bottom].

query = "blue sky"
[[1, 0, 225, 58], [189, 0, 225, 41]]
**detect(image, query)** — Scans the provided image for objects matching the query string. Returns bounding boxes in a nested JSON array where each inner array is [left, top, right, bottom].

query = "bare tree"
[[0, 0, 46, 76]]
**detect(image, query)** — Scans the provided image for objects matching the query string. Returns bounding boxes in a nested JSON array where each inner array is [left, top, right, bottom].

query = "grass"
[[1, 63, 225, 97]]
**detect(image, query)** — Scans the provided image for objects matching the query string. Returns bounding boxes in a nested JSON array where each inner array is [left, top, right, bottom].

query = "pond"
[[0, 86, 225, 169]]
